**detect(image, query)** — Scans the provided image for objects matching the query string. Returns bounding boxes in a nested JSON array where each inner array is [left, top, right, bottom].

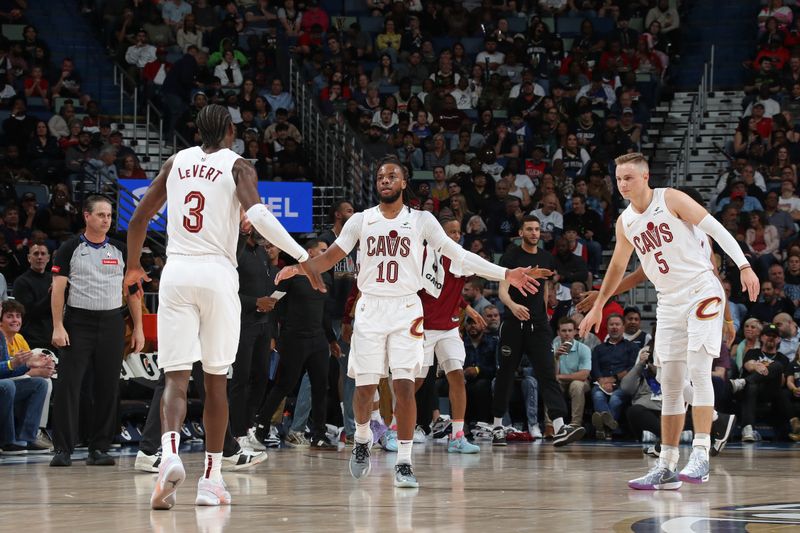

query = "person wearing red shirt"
[[416, 218, 484, 454]]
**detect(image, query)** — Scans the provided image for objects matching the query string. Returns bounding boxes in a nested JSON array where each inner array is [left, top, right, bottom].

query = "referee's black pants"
[[255, 332, 329, 439], [229, 322, 271, 437], [492, 319, 568, 422], [52, 308, 124, 453], [139, 362, 239, 456]]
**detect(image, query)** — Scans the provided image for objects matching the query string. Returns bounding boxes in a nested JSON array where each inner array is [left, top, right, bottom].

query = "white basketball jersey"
[[620, 188, 713, 294], [335, 206, 429, 297], [166, 146, 241, 266]]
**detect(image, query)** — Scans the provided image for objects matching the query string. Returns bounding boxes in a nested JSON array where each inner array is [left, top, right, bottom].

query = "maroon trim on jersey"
[[419, 256, 468, 330]]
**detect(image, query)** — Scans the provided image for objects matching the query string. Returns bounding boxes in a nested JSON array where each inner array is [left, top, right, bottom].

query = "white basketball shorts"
[[348, 293, 424, 382], [418, 327, 466, 377], [156, 255, 241, 375], [655, 270, 724, 364]]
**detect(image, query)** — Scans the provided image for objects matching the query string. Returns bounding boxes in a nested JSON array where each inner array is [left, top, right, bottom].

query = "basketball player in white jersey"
[[276, 156, 539, 488], [124, 105, 319, 509], [580, 153, 759, 490]]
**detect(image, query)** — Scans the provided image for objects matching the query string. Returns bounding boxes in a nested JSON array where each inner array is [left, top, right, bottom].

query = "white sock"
[[373, 390, 380, 402], [712, 410, 719, 422], [552, 417, 565, 434], [493, 417, 504, 428], [354, 421, 372, 444], [396, 440, 413, 465], [659, 445, 680, 471], [203, 452, 223, 482], [161, 431, 180, 460], [370, 409, 382, 422], [693, 433, 711, 460], [451, 420, 464, 438]]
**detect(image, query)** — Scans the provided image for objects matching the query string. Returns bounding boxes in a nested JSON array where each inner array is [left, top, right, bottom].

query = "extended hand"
[[505, 267, 540, 296], [299, 261, 327, 293], [740, 266, 760, 302], [530, 267, 554, 279], [576, 290, 599, 313], [124, 264, 149, 298], [275, 265, 301, 284], [578, 306, 602, 338]]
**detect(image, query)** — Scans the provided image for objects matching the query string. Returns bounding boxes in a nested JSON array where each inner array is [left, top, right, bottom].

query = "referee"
[[49, 195, 144, 467]]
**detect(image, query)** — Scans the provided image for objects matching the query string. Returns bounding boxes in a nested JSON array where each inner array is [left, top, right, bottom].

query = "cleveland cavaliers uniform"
[[157, 147, 243, 375], [334, 206, 462, 380], [620, 188, 725, 362]]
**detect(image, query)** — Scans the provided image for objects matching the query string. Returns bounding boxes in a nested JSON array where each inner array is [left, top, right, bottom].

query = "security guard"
[[49, 195, 144, 467]]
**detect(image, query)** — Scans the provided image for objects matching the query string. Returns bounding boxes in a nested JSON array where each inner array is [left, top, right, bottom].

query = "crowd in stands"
[[6, 0, 800, 457]]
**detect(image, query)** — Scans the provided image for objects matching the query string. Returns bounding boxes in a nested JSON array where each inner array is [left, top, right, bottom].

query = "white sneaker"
[[135, 450, 162, 473], [264, 426, 281, 448], [35, 429, 53, 451], [222, 448, 267, 471], [285, 430, 310, 448], [413, 426, 427, 444], [195, 477, 231, 506], [150, 455, 185, 510], [642, 430, 657, 444], [245, 427, 267, 452], [742, 425, 756, 443], [680, 430, 694, 444], [530, 425, 543, 439]]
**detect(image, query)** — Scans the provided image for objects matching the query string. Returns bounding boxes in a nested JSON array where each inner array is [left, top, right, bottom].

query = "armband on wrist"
[[6, 360, 12, 370], [739, 264, 752, 271]]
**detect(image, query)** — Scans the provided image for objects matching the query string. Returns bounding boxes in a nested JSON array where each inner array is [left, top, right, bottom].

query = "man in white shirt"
[[531, 193, 563, 247], [475, 37, 505, 72], [509, 69, 546, 99], [125, 30, 157, 69]]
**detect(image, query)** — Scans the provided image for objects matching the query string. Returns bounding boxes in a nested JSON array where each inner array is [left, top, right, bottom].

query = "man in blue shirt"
[[547, 317, 591, 428], [262, 78, 295, 122], [461, 318, 497, 428], [590, 314, 638, 439]]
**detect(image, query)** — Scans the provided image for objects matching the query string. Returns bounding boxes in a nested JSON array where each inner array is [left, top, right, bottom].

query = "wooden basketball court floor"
[[2, 441, 800, 532]]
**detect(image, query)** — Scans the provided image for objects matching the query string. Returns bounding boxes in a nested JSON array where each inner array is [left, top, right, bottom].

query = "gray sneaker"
[[393, 463, 419, 488], [349, 440, 373, 480], [678, 447, 710, 484], [628, 463, 682, 490]]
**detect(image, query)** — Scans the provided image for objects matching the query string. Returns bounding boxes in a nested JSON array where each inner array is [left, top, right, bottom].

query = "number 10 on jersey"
[[376, 260, 398, 283]]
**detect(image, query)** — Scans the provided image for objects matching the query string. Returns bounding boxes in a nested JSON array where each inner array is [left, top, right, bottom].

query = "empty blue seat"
[[556, 17, 583, 37], [432, 36, 456, 53], [593, 17, 615, 36], [506, 17, 528, 34], [461, 37, 484, 56], [358, 16, 385, 34]]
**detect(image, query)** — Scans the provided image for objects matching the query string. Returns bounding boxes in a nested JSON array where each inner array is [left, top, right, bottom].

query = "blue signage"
[[116, 179, 313, 233]]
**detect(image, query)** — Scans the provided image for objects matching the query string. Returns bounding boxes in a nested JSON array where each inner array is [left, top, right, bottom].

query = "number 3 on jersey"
[[654, 251, 669, 274], [183, 191, 205, 233]]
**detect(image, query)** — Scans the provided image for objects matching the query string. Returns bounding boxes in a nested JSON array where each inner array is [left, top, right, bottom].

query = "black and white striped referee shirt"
[[51, 234, 125, 311]]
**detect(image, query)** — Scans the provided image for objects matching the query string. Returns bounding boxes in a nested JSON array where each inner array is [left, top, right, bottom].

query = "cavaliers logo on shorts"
[[409, 317, 424, 339], [695, 297, 722, 320]]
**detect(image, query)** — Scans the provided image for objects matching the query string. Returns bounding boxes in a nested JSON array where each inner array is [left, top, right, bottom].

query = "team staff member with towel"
[[49, 195, 145, 467]]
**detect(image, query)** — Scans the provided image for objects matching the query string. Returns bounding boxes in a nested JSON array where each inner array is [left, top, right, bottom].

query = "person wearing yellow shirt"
[[375, 19, 401, 62], [1, 299, 55, 452]]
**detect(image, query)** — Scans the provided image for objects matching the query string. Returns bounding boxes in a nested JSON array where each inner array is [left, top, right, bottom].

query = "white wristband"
[[245, 204, 309, 263], [696, 214, 749, 270]]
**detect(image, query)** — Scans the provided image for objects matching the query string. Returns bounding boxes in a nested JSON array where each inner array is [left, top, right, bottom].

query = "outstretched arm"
[[422, 211, 539, 295], [665, 188, 759, 302]]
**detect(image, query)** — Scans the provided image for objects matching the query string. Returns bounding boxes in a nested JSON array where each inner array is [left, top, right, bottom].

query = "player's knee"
[[687, 348, 715, 406], [660, 361, 687, 415], [441, 358, 463, 374]]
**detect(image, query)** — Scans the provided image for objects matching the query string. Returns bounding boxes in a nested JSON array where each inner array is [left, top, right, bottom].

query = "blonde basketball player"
[[579, 153, 759, 490], [125, 104, 320, 509], [276, 156, 539, 488]]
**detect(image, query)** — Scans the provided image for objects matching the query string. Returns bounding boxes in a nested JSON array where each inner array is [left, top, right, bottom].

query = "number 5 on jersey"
[[654, 251, 669, 274], [183, 191, 206, 233]]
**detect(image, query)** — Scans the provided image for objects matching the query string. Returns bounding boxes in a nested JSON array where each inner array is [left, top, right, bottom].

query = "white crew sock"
[[451, 420, 464, 438], [354, 421, 372, 444], [493, 417, 504, 428], [396, 440, 413, 465], [552, 417, 565, 434], [203, 451, 223, 482], [161, 431, 180, 460]]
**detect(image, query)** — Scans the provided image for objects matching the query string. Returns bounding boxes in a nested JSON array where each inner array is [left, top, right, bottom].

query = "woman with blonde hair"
[[734, 319, 763, 373]]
